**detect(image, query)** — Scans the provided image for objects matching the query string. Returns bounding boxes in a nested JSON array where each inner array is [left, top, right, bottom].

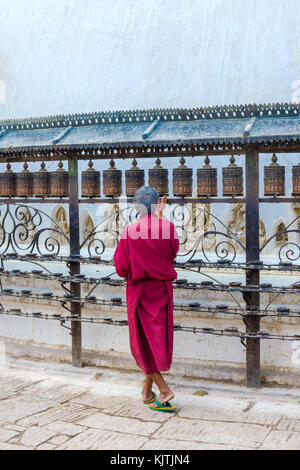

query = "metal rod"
[[79, 198, 247, 205], [3, 252, 300, 272], [245, 148, 261, 388], [68, 155, 82, 368], [1, 289, 300, 318], [80, 197, 300, 204], [1, 307, 300, 342], [1, 196, 300, 205], [2, 268, 300, 294], [259, 198, 300, 203], [0, 199, 70, 204]]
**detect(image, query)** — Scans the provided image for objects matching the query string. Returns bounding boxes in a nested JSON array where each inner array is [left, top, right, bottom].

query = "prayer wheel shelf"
[[0, 157, 300, 200]]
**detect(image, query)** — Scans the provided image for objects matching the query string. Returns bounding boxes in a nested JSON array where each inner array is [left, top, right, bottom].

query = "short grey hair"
[[133, 186, 159, 215]]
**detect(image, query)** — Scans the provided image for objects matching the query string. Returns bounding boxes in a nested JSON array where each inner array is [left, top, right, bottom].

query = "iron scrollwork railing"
[[3, 200, 299, 317], [0, 203, 71, 295], [80, 202, 246, 264], [260, 215, 300, 264], [0, 203, 70, 257], [171, 204, 245, 263], [0, 203, 70, 293]]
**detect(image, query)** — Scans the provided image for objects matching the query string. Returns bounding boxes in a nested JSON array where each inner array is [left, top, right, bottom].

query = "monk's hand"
[[157, 195, 168, 219]]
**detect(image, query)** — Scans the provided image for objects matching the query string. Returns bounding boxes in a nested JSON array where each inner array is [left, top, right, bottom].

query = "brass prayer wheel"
[[197, 157, 218, 197], [16, 163, 34, 198], [103, 159, 122, 197], [173, 158, 193, 197], [292, 163, 300, 196], [148, 158, 169, 196], [82, 161, 101, 198], [50, 161, 69, 198], [0, 163, 16, 198], [33, 162, 50, 198], [264, 154, 285, 196], [222, 156, 243, 197], [125, 159, 145, 197]]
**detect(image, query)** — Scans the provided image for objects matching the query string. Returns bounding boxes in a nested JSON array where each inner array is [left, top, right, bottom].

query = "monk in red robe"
[[113, 186, 179, 411]]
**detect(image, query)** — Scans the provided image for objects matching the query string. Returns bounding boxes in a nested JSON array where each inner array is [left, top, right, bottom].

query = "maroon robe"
[[113, 214, 179, 375]]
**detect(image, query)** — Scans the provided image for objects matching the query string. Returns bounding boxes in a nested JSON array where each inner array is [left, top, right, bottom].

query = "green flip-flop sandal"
[[143, 392, 157, 405], [149, 399, 177, 412]]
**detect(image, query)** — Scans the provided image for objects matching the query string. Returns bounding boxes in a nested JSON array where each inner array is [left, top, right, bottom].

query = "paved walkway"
[[0, 359, 300, 450]]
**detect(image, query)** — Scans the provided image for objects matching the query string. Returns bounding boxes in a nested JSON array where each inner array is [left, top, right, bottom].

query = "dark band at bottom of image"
[[105, 451, 193, 466]]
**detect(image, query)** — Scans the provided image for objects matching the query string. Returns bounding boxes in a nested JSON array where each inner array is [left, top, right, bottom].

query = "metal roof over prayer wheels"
[[0, 103, 300, 162]]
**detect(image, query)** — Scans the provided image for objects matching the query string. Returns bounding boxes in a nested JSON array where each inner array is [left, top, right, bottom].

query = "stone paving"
[[0, 359, 300, 450]]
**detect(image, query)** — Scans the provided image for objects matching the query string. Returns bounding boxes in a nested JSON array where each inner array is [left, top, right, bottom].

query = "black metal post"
[[245, 148, 261, 388], [68, 155, 82, 368]]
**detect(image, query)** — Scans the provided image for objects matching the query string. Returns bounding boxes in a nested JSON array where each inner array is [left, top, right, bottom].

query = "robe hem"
[[138, 365, 172, 375]]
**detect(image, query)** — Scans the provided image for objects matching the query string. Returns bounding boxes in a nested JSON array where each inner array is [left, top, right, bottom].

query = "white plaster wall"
[[0, 0, 300, 120], [2, 313, 300, 386]]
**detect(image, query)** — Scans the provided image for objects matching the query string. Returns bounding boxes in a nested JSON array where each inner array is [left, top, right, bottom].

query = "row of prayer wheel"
[[0, 162, 69, 198], [82, 154, 300, 198], [0, 154, 297, 198], [86, 156, 243, 198]]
